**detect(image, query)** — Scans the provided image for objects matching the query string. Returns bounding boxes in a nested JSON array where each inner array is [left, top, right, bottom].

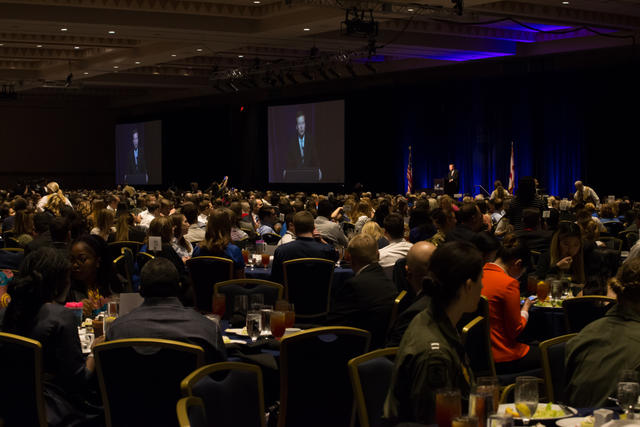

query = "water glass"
[[618, 372, 640, 415], [452, 416, 478, 427], [551, 279, 563, 301], [246, 311, 262, 342], [436, 388, 462, 427], [260, 306, 273, 334], [488, 414, 514, 427], [514, 376, 539, 424]]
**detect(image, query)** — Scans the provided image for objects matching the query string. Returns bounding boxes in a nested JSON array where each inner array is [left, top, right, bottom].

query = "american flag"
[[508, 141, 515, 194], [406, 146, 413, 194]]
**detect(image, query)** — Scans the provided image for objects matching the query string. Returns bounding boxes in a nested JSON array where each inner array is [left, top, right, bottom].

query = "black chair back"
[[186, 256, 234, 313], [0, 332, 47, 427], [113, 247, 135, 293], [181, 362, 266, 427], [461, 315, 496, 378], [562, 296, 616, 333], [603, 221, 624, 236], [540, 333, 577, 404], [279, 327, 371, 427], [214, 279, 284, 319], [107, 241, 143, 261], [94, 339, 204, 427], [176, 396, 207, 427], [261, 233, 281, 245], [283, 258, 335, 321]]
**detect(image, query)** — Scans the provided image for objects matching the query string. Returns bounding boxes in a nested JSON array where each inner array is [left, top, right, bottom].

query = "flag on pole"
[[406, 146, 413, 194], [508, 141, 515, 194]]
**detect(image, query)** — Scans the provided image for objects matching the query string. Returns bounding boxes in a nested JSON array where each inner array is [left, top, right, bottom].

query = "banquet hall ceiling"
[[0, 0, 639, 100]]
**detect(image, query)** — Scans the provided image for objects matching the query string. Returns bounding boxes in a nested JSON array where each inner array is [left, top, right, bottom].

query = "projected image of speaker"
[[115, 120, 162, 185], [268, 100, 345, 184]]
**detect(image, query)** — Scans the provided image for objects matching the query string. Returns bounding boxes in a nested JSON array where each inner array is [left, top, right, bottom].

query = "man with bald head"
[[574, 180, 600, 207], [386, 241, 436, 347]]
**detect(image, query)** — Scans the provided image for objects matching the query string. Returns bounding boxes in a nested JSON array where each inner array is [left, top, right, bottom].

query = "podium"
[[124, 173, 148, 185], [282, 168, 321, 182], [433, 178, 444, 194]]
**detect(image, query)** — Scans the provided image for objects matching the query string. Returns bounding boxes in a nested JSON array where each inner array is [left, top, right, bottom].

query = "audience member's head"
[[496, 234, 531, 279], [383, 213, 405, 240], [139, 257, 180, 298], [347, 233, 379, 270], [181, 202, 198, 226], [292, 211, 315, 236], [317, 199, 334, 219], [521, 208, 541, 230], [405, 241, 436, 294]]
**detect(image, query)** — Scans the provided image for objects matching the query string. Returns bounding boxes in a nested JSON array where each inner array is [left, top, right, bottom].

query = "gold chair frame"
[[386, 290, 407, 334], [348, 347, 398, 427], [176, 396, 206, 427], [539, 333, 577, 403], [180, 361, 266, 427]]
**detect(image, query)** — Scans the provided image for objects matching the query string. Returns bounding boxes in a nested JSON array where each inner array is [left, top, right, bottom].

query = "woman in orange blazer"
[[481, 234, 540, 374]]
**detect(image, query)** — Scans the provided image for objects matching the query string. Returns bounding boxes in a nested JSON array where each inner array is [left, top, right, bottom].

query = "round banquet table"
[[519, 304, 568, 343]]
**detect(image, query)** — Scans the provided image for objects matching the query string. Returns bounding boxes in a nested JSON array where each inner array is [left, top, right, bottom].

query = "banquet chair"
[[233, 236, 249, 249], [539, 333, 577, 404], [261, 232, 282, 245], [180, 362, 266, 427], [113, 247, 134, 293], [186, 256, 234, 313], [278, 327, 371, 427], [214, 278, 284, 315], [176, 396, 207, 427], [136, 251, 155, 271], [598, 236, 623, 253], [282, 258, 335, 322], [2, 237, 20, 249], [94, 338, 205, 427], [461, 315, 496, 378], [562, 296, 616, 333], [0, 332, 47, 427], [619, 230, 638, 251], [386, 290, 407, 334], [348, 347, 398, 427], [107, 240, 143, 261], [0, 247, 23, 253], [603, 221, 624, 236], [392, 257, 410, 294]]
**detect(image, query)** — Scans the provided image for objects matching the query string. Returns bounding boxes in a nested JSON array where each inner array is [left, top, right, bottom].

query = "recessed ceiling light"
[[562, 1, 569, 3], [196, 48, 203, 52], [83, 72, 89, 75], [153, 71, 159, 75], [238, 55, 244, 58], [60, 28, 68, 31], [135, 61, 141, 64], [407, 8, 414, 11], [74, 46, 80, 49], [303, 28, 311, 31], [253, 1, 260, 3], [113, 65, 119, 69], [171, 54, 177, 57], [183, 73, 189, 76], [108, 30, 116, 34], [0, 44, 3, 47], [36, 44, 42, 48]]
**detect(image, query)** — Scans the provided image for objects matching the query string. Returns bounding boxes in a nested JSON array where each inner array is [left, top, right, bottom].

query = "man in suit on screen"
[[126, 128, 148, 184], [284, 111, 322, 181]]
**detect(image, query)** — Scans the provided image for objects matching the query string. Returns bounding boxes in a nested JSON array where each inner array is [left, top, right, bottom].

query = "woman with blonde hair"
[[90, 208, 115, 241], [354, 200, 373, 233], [192, 208, 245, 277], [361, 220, 389, 248]]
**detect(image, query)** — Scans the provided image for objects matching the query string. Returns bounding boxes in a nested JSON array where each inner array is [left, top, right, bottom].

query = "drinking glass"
[[247, 254, 255, 271], [275, 299, 289, 312], [246, 311, 262, 342], [476, 377, 500, 413], [107, 300, 119, 317], [260, 306, 273, 334], [526, 275, 538, 295], [488, 414, 514, 427], [103, 313, 117, 337], [436, 389, 462, 427], [551, 279, 563, 302], [233, 295, 248, 316], [618, 371, 640, 416], [514, 376, 539, 425], [570, 282, 584, 297], [241, 249, 249, 264], [261, 253, 270, 269], [250, 293, 264, 310], [212, 293, 226, 318], [536, 281, 549, 302], [270, 311, 286, 340], [284, 304, 295, 329], [469, 393, 489, 427]]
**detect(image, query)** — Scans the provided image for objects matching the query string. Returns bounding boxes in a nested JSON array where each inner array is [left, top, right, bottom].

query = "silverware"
[[558, 403, 573, 416]]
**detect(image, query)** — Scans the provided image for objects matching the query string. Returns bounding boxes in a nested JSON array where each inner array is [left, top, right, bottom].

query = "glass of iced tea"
[[270, 311, 286, 340], [241, 249, 249, 264], [536, 280, 549, 302], [476, 377, 500, 413], [436, 388, 462, 427], [212, 293, 226, 318], [261, 253, 270, 269]]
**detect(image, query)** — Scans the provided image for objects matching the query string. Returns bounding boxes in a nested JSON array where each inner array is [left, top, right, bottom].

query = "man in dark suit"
[[328, 233, 398, 349], [386, 241, 436, 347], [270, 210, 337, 284], [284, 111, 322, 181], [126, 128, 147, 179], [446, 163, 459, 196]]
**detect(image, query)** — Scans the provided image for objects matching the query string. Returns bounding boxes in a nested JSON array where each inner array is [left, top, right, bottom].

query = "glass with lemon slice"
[[514, 376, 538, 425]]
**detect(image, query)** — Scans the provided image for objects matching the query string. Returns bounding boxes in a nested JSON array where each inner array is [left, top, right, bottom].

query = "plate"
[[498, 404, 577, 423], [556, 417, 590, 427], [225, 328, 270, 337]]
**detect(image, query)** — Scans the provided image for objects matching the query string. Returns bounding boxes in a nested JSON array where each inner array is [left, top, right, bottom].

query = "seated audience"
[[1, 247, 101, 426], [353, 200, 373, 233], [111, 209, 146, 243], [482, 234, 538, 374], [170, 212, 193, 261], [182, 202, 206, 244], [192, 208, 245, 277], [446, 202, 484, 242], [141, 216, 186, 278], [430, 207, 456, 247], [536, 222, 586, 285], [514, 207, 552, 252], [386, 241, 436, 347], [270, 210, 337, 284], [328, 234, 397, 349], [408, 199, 436, 243], [106, 257, 227, 364], [314, 199, 348, 247], [90, 208, 115, 241], [565, 257, 640, 407], [256, 205, 277, 236], [277, 212, 296, 246], [361, 220, 389, 249], [384, 241, 483, 425], [378, 213, 413, 278]]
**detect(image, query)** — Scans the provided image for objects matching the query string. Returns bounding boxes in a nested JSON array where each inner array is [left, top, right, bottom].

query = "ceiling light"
[[171, 54, 177, 57], [238, 55, 244, 58], [113, 65, 119, 69], [60, 28, 68, 31], [36, 44, 42, 48], [407, 8, 414, 11], [153, 71, 159, 75], [196, 48, 203, 52], [562, 1, 569, 3], [303, 28, 311, 31], [253, 1, 260, 3], [83, 72, 89, 75], [108, 30, 116, 34], [74, 46, 80, 49], [135, 61, 141, 64]]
